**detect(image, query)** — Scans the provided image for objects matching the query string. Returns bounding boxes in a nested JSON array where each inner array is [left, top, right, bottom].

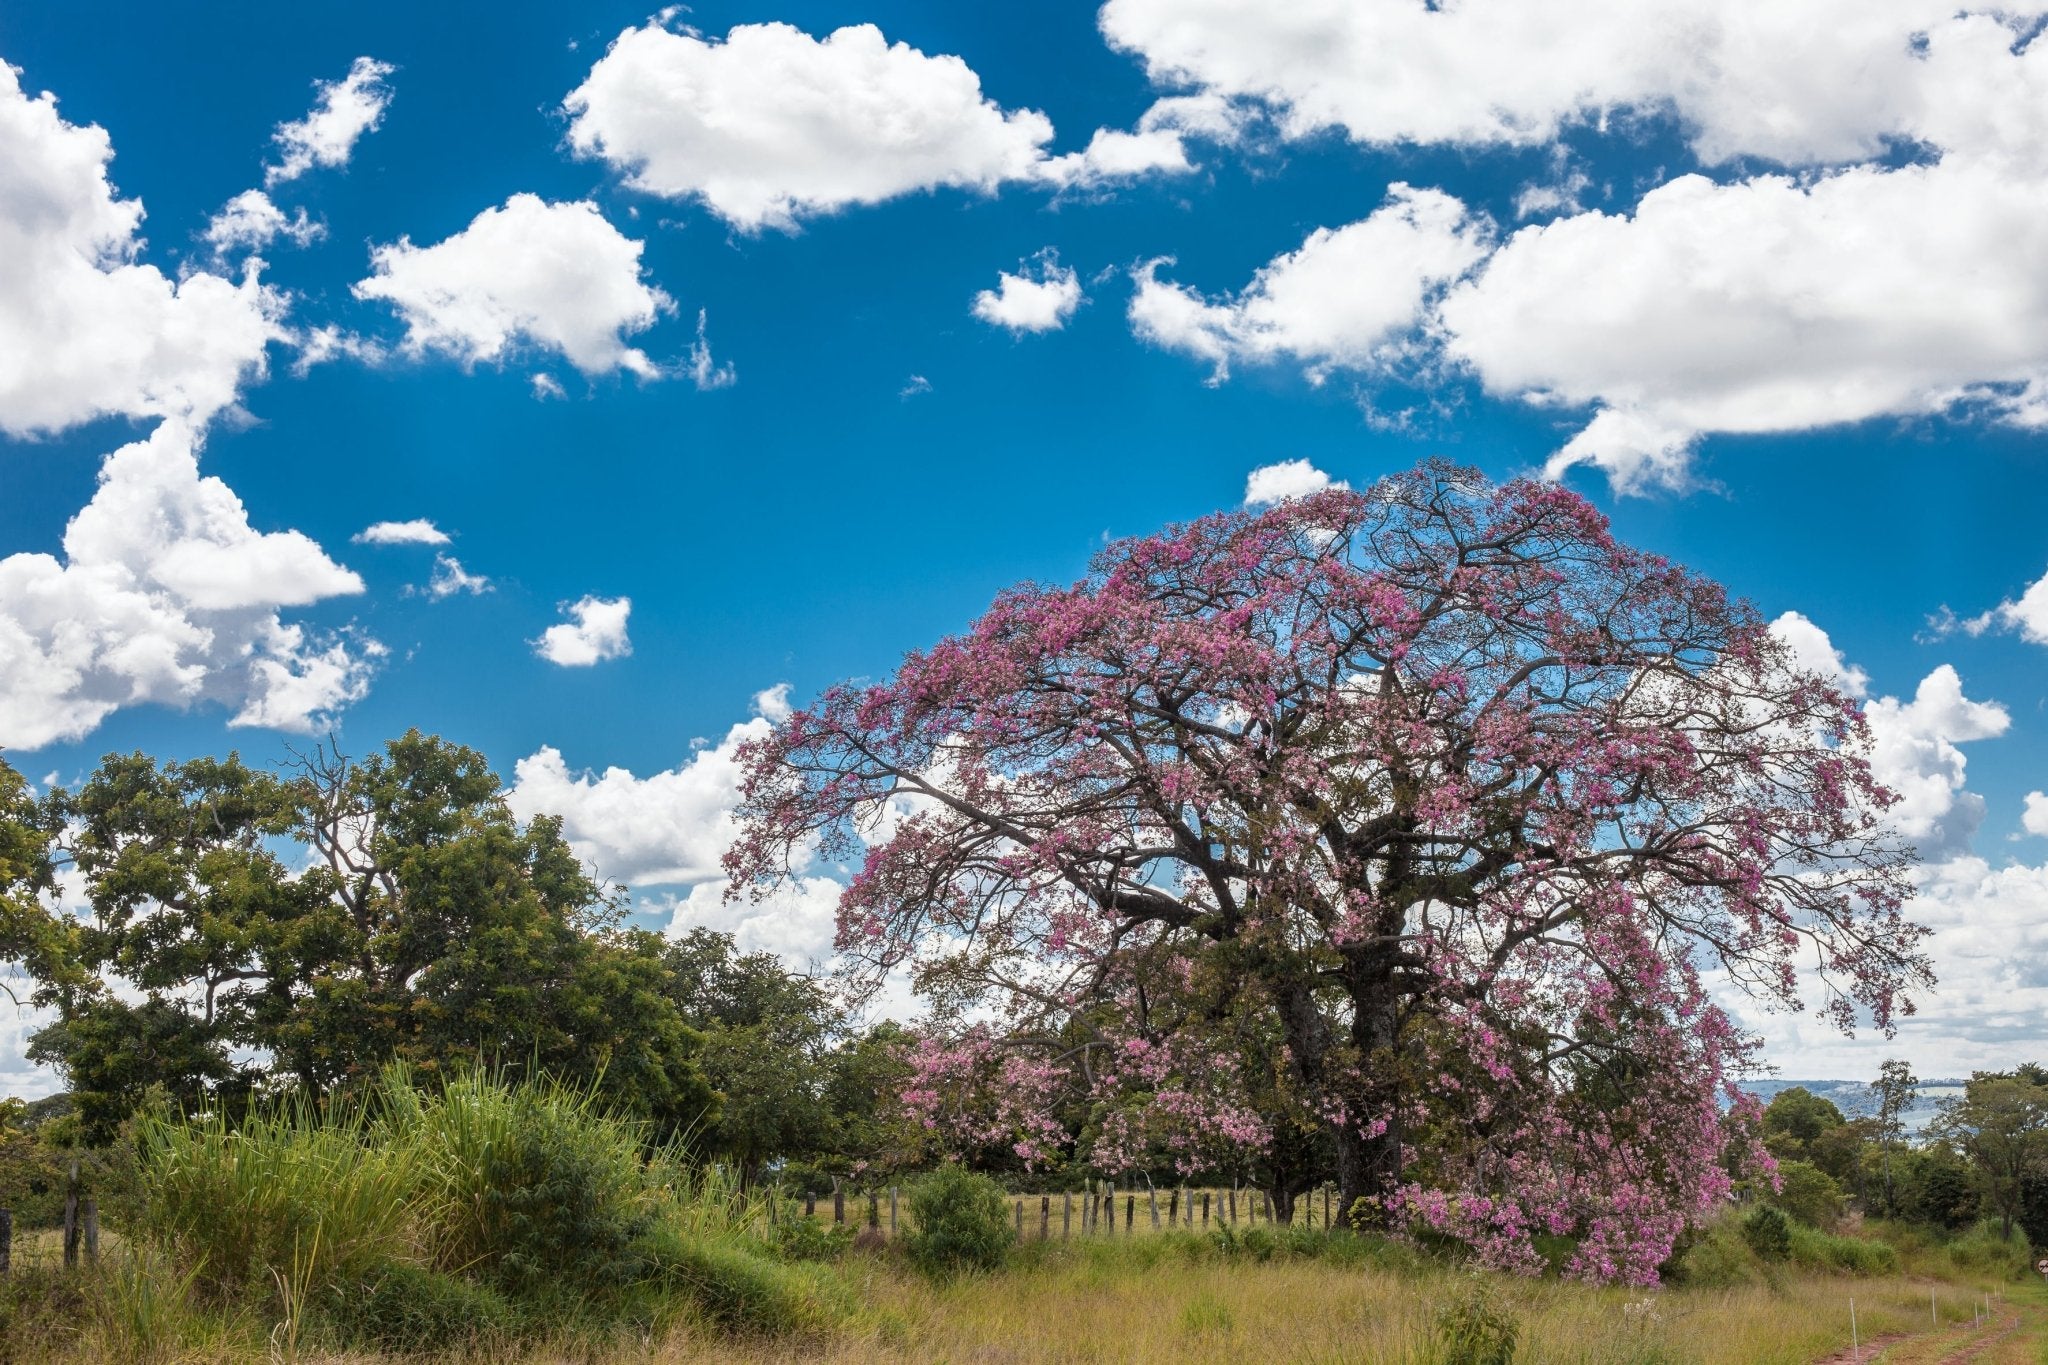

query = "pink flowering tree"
[[726, 462, 1927, 1282]]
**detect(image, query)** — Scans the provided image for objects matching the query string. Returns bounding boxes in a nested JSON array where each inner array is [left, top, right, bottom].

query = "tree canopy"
[[13, 734, 715, 1142], [729, 462, 1929, 1283]]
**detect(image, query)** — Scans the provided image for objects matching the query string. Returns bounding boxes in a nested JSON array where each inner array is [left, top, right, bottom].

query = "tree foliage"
[[18, 735, 715, 1141], [730, 462, 1928, 1283]]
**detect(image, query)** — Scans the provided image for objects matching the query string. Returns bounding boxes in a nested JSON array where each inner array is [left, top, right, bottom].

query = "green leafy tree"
[[1929, 1067, 2048, 1240], [1872, 1059, 1919, 1216], [660, 928, 842, 1181], [1762, 1087, 1847, 1161], [32, 735, 715, 1141], [1903, 1146, 1981, 1231], [1768, 1159, 1845, 1229]]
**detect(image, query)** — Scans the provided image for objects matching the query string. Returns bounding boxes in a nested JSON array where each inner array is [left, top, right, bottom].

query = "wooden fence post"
[[62, 1189, 78, 1269], [1063, 1191, 1072, 1239], [0, 1208, 10, 1275], [889, 1186, 899, 1237], [1125, 1194, 1134, 1234], [1014, 1199, 1024, 1238], [1148, 1185, 1161, 1230], [1228, 1188, 1237, 1224], [1168, 1188, 1179, 1226], [1040, 1195, 1050, 1240], [804, 1193, 816, 1219], [1264, 1190, 1275, 1224], [82, 1199, 98, 1265], [868, 1191, 880, 1229], [832, 1181, 845, 1226], [1324, 1186, 1332, 1231], [1202, 1191, 1210, 1226]]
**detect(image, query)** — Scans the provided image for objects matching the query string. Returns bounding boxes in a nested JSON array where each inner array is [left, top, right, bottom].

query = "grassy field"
[[8, 1221, 2045, 1364]]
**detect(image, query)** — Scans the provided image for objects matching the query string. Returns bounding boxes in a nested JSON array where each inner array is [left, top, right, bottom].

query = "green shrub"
[[1770, 1160, 1845, 1230], [1741, 1205, 1791, 1262], [771, 1210, 856, 1262], [1668, 1218, 1763, 1288], [1432, 1279, 1519, 1365], [340, 1261, 515, 1354], [902, 1166, 1015, 1280], [381, 1069, 661, 1293]]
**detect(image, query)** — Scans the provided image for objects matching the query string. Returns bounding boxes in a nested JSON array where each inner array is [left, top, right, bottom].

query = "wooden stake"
[[1063, 1191, 1071, 1239]]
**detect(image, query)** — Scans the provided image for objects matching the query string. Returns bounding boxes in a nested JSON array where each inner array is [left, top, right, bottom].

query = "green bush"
[[1741, 1205, 1791, 1262], [380, 1069, 661, 1293], [902, 1166, 1015, 1279], [1770, 1160, 1845, 1230], [771, 1211, 856, 1262], [1667, 1218, 1763, 1288], [1432, 1279, 1519, 1365], [340, 1261, 515, 1354]]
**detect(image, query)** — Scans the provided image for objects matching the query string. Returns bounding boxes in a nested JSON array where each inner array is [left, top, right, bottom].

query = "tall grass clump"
[[136, 1091, 417, 1303], [376, 1067, 662, 1294], [1786, 1221, 1899, 1275], [122, 1065, 841, 1350]]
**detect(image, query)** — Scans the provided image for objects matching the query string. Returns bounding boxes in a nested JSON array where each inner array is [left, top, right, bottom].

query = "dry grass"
[[515, 1246, 2038, 1365]]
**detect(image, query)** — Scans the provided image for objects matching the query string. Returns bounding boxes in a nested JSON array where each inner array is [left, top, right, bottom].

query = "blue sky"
[[6, 1, 2048, 1088]]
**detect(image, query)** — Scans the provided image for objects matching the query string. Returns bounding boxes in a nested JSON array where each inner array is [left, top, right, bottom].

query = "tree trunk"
[[1331, 972, 1405, 1230]]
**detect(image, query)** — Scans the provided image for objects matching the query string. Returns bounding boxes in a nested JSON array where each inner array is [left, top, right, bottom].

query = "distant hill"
[[1737, 1078, 1968, 1136]]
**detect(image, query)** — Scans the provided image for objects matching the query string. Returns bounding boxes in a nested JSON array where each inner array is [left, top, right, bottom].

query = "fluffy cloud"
[[1725, 853, 2048, 1077], [533, 595, 631, 666], [354, 195, 670, 378], [266, 56, 394, 187], [507, 686, 845, 963], [1105, 7, 2048, 493], [1864, 666, 2009, 859], [1770, 615, 2005, 860], [1131, 185, 1489, 383], [563, 21, 1196, 232], [203, 189, 321, 256], [0, 62, 285, 436], [1767, 611, 1870, 699], [1439, 158, 2048, 492], [0, 422, 377, 749], [2025, 792, 2048, 840], [353, 519, 449, 546], [972, 252, 1082, 333], [1244, 459, 1345, 507], [1097, 0, 2017, 167]]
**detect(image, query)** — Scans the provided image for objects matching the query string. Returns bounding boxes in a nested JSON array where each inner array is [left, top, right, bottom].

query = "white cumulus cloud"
[[563, 20, 1195, 232], [203, 189, 322, 256], [1244, 459, 1345, 507], [1131, 185, 1489, 384], [534, 595, 631, 666], [353, 519, 449, 546], [2025, 792, 2048, 840], [266, 56, 395, 187], [0, 422, 377, 749], [0, 61, 285, 437], [972, 252, 1082, 333], [1097, 0, 2014, 168], [354, 194, 670, 378], [507, 686, 843, 963]]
